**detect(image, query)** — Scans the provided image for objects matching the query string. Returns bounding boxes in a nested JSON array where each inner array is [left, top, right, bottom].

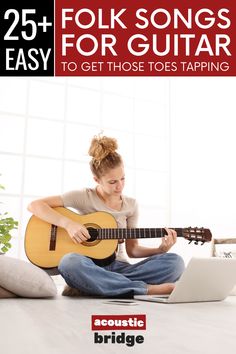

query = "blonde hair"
[[88, 135, 123, 178]]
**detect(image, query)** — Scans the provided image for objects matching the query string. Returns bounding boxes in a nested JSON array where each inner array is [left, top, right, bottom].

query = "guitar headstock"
[[182, 227, 212, 245]]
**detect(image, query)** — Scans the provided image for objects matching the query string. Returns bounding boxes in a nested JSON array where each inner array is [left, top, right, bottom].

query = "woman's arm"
[[125, 200, 177, 258], [28, 196, 68, 227], [125, 229, 177, 258], [27, 196, 90, 243]]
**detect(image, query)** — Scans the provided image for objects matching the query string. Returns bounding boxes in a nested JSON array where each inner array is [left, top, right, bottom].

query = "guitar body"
[[25, 207, 118, 268]]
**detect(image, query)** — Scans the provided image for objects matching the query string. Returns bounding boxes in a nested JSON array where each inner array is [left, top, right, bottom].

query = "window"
[[0, 77, 171, 259]]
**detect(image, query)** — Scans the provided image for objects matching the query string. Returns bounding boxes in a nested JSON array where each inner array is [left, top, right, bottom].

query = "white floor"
[[1, 287, 236, 354]]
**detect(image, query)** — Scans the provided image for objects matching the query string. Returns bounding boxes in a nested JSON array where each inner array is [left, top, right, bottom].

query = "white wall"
[[169, 77, 236, 262]]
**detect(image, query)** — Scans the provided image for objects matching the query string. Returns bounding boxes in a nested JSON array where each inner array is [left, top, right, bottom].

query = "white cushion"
[[0, 256, 57, 298], [230, 285, 236, 295]]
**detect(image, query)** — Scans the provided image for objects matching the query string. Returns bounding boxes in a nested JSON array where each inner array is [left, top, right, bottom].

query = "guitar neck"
[[97, 228, 184, 240]]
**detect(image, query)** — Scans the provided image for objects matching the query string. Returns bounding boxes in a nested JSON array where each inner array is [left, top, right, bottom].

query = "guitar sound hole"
[[87, 227, 99, 242]]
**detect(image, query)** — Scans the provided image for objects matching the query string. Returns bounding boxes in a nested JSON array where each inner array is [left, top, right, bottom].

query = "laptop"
[[134, 257, 236, 303]]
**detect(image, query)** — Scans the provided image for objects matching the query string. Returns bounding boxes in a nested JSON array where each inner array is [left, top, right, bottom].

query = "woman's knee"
[[164, 253, 185, 280], [151, 252, 185, 282], [58, 253, 89, 274]]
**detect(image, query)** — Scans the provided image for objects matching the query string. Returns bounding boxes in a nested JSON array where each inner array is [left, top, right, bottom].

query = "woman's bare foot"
[[147, 283, 175, 295], [62, 285, 81, 297]]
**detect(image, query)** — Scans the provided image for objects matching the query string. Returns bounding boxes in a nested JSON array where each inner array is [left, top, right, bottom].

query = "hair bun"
[[88, 135, 118, 162]]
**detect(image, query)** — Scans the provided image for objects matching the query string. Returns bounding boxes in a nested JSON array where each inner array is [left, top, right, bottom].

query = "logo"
[[91, 314, 146, 347]]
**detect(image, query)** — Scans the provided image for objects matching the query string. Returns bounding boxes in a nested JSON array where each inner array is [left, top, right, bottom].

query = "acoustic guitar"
[[24, 207, 212, 268]]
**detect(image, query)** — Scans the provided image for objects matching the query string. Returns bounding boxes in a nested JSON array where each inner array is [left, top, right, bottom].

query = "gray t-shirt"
[[61, 188, 138, 262]]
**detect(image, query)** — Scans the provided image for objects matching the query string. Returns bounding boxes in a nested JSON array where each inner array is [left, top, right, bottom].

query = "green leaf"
[[0, 246, 8, 253], [0, 176, 18, 253], [5, 243, 11, 248], [0, 234, 11, 242]]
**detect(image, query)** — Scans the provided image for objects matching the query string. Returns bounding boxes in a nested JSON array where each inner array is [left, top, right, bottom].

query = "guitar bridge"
[[49, 224, 57, 250]]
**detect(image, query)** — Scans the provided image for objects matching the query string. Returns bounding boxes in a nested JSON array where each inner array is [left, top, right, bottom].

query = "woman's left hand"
[[158, 228, 177, 253]]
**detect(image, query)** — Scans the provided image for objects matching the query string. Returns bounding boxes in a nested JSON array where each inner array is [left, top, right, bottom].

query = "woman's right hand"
[[65, 220, 91, 244]]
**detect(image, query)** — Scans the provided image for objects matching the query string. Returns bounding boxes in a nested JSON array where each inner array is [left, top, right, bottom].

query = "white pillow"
[[230, 285, 236, 296], [0, 256, 57, 298]]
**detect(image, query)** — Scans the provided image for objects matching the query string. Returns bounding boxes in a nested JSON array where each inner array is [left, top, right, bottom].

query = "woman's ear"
[[93, 175, 99, 183]]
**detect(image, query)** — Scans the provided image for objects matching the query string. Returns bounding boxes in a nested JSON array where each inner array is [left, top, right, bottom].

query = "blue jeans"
[[58, 252, 185, 297]]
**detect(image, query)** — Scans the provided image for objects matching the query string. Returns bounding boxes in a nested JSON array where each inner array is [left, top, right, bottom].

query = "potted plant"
[[0, 179, 18, 254]]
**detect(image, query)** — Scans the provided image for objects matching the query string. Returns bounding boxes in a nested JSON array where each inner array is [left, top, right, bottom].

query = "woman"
[[28, 135, 185, 297]]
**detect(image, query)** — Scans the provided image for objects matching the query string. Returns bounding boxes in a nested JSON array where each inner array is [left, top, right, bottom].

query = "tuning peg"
[[194, 241, 199, 245], [188, 240, 192, 244], [201, 241, 205, 245]]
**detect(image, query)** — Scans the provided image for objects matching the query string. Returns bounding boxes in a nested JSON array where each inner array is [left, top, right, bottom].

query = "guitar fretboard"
[[96, 228, 184, 240]]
